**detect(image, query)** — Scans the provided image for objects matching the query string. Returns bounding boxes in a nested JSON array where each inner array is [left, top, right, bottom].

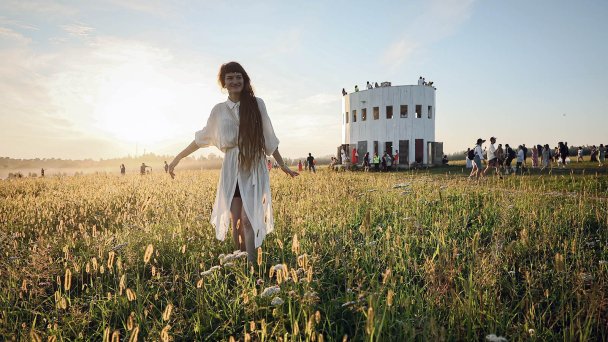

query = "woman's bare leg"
[[240, 208, 256, 264], [230, 197, 245, 251]]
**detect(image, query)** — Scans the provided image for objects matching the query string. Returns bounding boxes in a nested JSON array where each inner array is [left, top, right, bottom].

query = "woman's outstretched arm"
[[168, 140, 200, 178], [272, 148, 298, 177]]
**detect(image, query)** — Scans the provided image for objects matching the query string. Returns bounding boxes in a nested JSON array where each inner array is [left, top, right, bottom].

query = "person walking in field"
[[298, 160, 303, 172], [577, 146, 584, 162], [541, 144, 551, 170], [307, 153, 316, 173], [168, 61, 298, 264], [363, 152, 370, 172], [140, 163, 151, 175], [558, 142, 569, 168], [351, 147, 359, 166], [120, 164, 126, 175], [164, 161, 169, 173], [504, 144, 516, 174], [516, 145, 525, 174], [483, 137, 502, 178], [531, 145, 539, 168], [496, 144, 504, 170], [465, 148, 473, 169], [470, 138, 485, 180], [521, 144, 528, 167], [599, 144, 605, 167], [373, 152, 380, 172]]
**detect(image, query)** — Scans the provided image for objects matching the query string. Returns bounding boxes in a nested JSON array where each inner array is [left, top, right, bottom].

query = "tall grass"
[[0, 169, 606, 340]]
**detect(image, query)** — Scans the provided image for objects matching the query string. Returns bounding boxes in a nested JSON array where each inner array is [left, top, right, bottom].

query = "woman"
[[465, 148, 473, 169], [169, 62, 298, 263], [471, 138, 485, 179], [531, 145, 539, 168], [363, 152, 370, 172], [516, 145, 524, 173], [541, 144, 551, 170], [351, 147, 358, 166]]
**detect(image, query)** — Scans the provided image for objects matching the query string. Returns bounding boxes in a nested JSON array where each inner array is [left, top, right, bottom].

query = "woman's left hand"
[[280, 165, 299, 177]]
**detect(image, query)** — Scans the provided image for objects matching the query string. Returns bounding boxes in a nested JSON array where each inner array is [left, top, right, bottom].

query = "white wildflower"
[[200, 265, 221, 277], [270, 297, 284, 306], [221, 251, 248, 264], [260, 285, 280, 298], [272, 264, 287, 272], [341, 301, 356, 308], [485, 334, 508, 342]]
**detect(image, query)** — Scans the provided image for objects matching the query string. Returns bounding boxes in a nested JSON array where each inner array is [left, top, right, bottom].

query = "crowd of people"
[[342, 77, 436, 96], [330, 147, 400, 172], [342, 81, 391, 95], [466, 138, 606, 180]]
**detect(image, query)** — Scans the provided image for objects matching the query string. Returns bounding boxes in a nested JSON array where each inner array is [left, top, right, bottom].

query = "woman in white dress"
[[168, 62, 298, 263]]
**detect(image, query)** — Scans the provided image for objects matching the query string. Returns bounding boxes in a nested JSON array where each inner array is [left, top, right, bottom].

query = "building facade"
[[341, 83, 441, 165]]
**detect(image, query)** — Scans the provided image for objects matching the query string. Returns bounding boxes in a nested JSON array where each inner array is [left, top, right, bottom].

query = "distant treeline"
[[0, 153, 223, 171], [0, 153, 337, 173]]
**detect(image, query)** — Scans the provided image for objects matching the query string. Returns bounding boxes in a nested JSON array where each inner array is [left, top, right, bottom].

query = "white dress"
[[194, 97, 279, 248]]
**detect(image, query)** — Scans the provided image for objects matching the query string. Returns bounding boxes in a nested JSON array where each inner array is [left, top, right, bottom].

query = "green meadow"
[[1, 167, 606, 341]]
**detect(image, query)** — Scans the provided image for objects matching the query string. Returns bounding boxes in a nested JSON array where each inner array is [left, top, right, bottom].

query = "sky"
[[1, 0, 607, 160]]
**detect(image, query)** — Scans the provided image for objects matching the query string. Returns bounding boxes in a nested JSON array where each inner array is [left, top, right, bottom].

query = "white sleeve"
[[257, 98, 280, 156], [194, 106, 219, 148]]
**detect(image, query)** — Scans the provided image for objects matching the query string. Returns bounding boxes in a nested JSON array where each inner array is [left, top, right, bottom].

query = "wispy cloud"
[[0, 16, 39, 31], [61, 23, 95, 38], [0, 0, 77, 16], [382, 0, 475, 69], [0, 26, 32, 45], [382, 38, 419, 70], [105, 0, 175, 17]]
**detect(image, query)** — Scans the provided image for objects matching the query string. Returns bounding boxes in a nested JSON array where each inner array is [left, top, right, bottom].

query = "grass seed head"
[[160, 325, 171, 342], [144, 244, 154, 264], [64, 268, 72, 291], [128, 325, 139, 342], [163, 303, 173, 321], [365, 307, 374, 335], [126, 288, 137, 301], [257, 247, 263, 266]]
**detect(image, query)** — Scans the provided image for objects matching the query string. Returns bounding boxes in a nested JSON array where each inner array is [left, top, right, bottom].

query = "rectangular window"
[[400, 105, 408, 118], [415, 105, 422, 118], [362, 108, 367, 121], [345, 112, 348, 123], [428, 105, 433, 119], [373, 107, 379, 120], [352, 110, 356, 123], [386, 106, 393, 119], [373, 141, 378, 155]]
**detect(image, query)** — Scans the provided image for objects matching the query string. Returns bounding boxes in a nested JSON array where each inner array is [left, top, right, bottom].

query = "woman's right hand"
[[168, 159, 179, 179]]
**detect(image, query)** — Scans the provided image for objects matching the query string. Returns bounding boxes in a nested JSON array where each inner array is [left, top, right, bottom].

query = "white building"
[[341, 82, 442, 166]]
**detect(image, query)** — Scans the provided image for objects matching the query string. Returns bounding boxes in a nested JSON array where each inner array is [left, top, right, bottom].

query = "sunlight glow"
[[94, 61, 179, 145]]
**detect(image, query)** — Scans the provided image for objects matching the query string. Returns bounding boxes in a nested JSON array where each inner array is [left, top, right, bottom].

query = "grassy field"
[[1, 167, 607, 341]]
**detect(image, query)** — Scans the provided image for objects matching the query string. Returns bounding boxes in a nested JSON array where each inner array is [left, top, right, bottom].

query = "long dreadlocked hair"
[[218, 62, 265, 171]]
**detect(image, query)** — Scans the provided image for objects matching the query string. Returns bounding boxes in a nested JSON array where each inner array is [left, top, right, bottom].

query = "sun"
[[94, 62, 179, 145]]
